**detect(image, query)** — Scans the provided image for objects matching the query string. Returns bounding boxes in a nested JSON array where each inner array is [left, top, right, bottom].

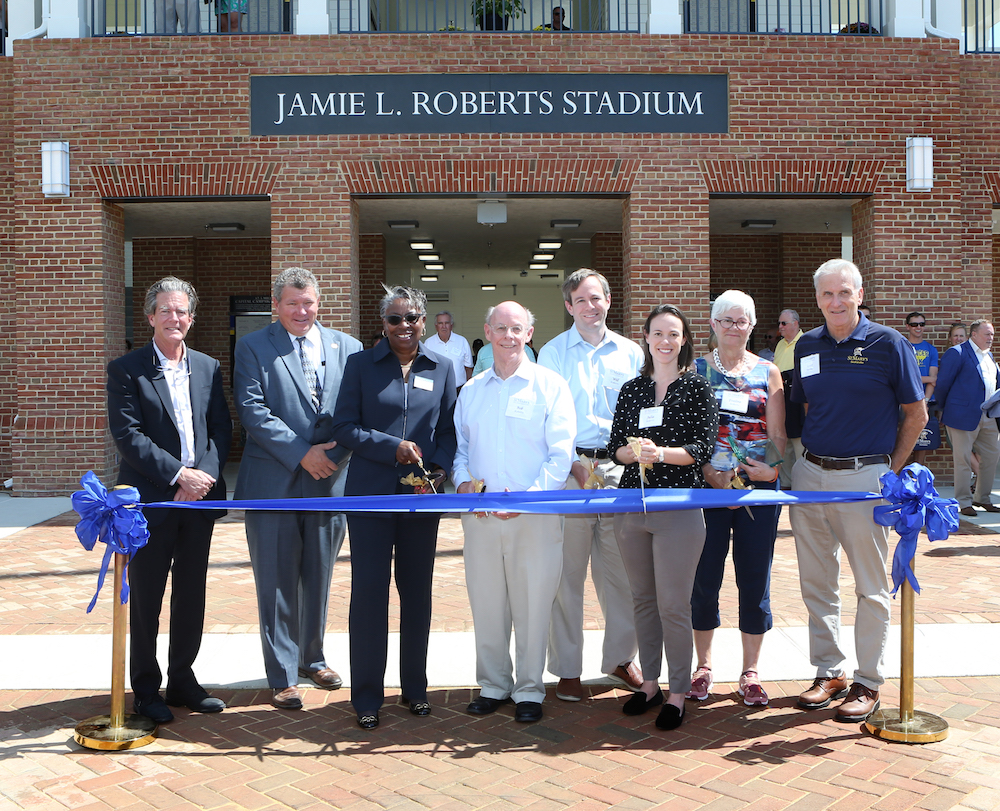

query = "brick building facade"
[[0, 32, 997, 493]]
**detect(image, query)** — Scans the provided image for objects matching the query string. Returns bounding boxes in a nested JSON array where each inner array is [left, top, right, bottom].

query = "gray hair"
[[274, 267, 320, 301], [710, 289, 757, 327], [813, 258, 863, 291], [434, 310, 454, 323], [970, 319, 993, 336], [779, 308, 800, 324], [144, 276, 198, 317], [561, 268, 610, 303], [485, 304, 536, 328], [379, 284, 427, 319]]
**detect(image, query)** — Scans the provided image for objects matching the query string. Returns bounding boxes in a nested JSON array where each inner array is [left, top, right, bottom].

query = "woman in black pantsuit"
[[332, 285, 457, 730]]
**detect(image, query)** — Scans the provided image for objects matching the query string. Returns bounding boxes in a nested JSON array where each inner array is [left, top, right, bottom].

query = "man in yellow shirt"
[[774, 309, 804, 488]]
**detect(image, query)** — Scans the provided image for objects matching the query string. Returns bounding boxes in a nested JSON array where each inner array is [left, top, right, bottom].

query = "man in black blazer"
[[107, 277, 232, 724]]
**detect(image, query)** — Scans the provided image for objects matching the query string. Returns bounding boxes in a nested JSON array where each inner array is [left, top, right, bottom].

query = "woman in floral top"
[[609, 304, 718, 731], [690, 289, 786, 708]]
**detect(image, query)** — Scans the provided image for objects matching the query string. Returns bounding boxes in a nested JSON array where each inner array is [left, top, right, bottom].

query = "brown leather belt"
[[804, 451, 891, 471]]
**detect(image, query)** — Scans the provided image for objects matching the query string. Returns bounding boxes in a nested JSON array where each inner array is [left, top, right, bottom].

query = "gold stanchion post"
[[74, 550, 157, 750], [865, 556, 948, 743]]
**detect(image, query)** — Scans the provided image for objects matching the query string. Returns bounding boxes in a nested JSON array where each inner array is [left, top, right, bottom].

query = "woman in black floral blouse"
[[610, 303, 718, 731]]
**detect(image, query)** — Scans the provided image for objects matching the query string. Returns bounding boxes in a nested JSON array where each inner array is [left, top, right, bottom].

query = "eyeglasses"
[[386, 312, 423, 326], [778, 320, 794, 326], [715, 317, 751, 331], [908, 322, 926, 328]]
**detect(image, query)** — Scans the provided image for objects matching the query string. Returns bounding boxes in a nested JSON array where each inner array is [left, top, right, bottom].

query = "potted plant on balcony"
[[470, 0, 525, 31]]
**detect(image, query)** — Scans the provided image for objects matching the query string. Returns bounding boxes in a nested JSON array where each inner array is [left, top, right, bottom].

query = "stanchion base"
[[74, 714, 158, 750], [864, 709, 949, 744]]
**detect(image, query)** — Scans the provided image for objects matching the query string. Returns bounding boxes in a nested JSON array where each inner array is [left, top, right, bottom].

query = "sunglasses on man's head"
[[386, 312, 423, 326]]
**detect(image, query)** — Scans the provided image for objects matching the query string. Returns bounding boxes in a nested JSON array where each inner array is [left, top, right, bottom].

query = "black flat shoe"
[[655, 702, 685, 730], [514, 701, 543, 723], [623, 690, 663, 716], [357, 712, 379, 730], [400, 696, 431, 716], [134, 695, 174, 724], [165, 688, 225, 714]]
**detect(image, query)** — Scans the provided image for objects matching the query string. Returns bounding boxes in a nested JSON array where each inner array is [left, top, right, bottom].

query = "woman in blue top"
[[690, 290, 786, 707]]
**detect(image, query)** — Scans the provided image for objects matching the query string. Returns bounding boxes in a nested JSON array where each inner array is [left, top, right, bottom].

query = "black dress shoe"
[[466, 695, 509, 715], [655, 702, 685, 731], [134, 695, 174, 724], [514, 701, 543, 723], [623, 690, 663, 716], [973, 502, 1000, 513], [357, 713, 379, 730], [165, 688, 226, 714], [400, 696, 431, 716]]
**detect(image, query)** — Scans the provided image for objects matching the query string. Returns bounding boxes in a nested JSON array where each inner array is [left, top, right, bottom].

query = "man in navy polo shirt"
[[790, 259, 926, 723]]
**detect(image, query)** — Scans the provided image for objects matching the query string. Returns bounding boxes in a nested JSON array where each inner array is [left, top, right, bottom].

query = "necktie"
[[297, 336, 321, 411]]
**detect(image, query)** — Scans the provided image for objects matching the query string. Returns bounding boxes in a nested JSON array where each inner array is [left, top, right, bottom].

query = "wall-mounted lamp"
[[206, 222, 245, 232], [906, 137, 934, 191], [388, 220, 419, 229], [741, 220, 776, 230], [41, 142, 70, 197]]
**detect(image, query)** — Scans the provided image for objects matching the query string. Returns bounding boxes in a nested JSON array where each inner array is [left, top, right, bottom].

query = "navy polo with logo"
[[791, 315, 924, 458]]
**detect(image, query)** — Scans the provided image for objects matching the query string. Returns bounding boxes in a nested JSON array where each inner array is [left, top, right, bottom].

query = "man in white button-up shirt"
[[453, 301, 576, 723], [538, 269, 643, 702]]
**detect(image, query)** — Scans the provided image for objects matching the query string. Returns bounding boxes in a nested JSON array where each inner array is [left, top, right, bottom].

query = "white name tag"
[[413, 375, 434, 391], [605, 368, 628, 391], [638, 406, 663, 428], [720, 390, 750, 414], [800, 353, 820, 378], [505, 396, 534, 420]]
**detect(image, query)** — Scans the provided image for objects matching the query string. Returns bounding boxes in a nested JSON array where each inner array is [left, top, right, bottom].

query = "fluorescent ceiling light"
[[206, 222, 245, 232], [741, 220, 776, 229], [538, 239, 562, 250], [424, 263, 444, 271], [417, 253, 440, 262], [481, 284, 496, 291], [529, 263, 549, 270], [550, 219, 581, 229], [410, 239, 435, 250], [540, 273, 560, 279], [420, 275, 439, 282], [388, 220, 419, 229], [533, 253, 555, 261]]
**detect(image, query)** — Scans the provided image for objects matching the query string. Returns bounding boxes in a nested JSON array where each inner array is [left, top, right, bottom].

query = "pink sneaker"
[[737, 670, 769, 707], [685, 667, 712, 700]]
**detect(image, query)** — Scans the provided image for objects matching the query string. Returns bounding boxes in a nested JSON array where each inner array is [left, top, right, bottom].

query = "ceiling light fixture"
[[206, 222, 245, 232], [417, 253, 440, 262], [410, 239, 435, 250], [550, 219, 581, 229], [529, 263, 549, 270], [481, 284, 496, 291], [540, 273, 560, 279], [424, 263, 445, 271], [533, 253, 555, 262], [420, 275, 439, 282], [741, 220, 776, 230], [538, 239, 562, 250], [388, 220, 419, 229], [477, 200, 507, 225]]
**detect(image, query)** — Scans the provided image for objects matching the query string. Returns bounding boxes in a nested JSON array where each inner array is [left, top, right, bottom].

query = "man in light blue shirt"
[[538, 269, 644, 702], [454, 301, 576, 724]]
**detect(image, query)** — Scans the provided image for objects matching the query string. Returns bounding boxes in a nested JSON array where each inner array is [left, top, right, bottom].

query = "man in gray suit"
[[234, 267, 363, 710]]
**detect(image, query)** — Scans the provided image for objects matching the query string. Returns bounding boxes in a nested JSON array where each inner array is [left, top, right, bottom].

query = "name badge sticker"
[[605, 368, 628, 391], [413, 375, 434, 391], [800, 354, 820, 378], [506, 396, 535, 420], [638, 406, 664, 429], [720, 390, 750, 414]]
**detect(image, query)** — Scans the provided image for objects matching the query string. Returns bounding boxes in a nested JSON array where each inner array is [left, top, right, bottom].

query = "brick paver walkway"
[[1, 509, 999, 810]]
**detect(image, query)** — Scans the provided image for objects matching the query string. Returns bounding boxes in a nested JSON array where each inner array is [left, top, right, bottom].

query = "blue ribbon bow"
[[873, 464, 958, 595], [71, 471, 150, 613]]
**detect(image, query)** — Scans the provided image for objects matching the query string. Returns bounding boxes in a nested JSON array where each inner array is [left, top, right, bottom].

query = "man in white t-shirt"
[[425, 311, 473, 389]]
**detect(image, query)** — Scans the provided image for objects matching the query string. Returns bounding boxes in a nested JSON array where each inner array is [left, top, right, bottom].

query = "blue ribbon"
[[873, 464, 959, 595], [71, 471, 150, 613], [144, 486, 883, 514]]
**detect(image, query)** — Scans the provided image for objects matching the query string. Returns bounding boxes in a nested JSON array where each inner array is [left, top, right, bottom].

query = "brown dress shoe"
[[797, 674, 849, 709], [272, 687, 303, 710], [607, 662, 643, 692], [556, 677, 584, 702], [834, 683, 880, 722], [298, 667, 343, 689], [973, 502, 1000, 513], [961, 506, 979, 517]]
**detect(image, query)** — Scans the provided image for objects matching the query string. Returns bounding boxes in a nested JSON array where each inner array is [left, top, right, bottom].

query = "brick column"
[[358, 234, 386, 347], [591, 232, 625, 335], [0, 61, 13, 480]]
